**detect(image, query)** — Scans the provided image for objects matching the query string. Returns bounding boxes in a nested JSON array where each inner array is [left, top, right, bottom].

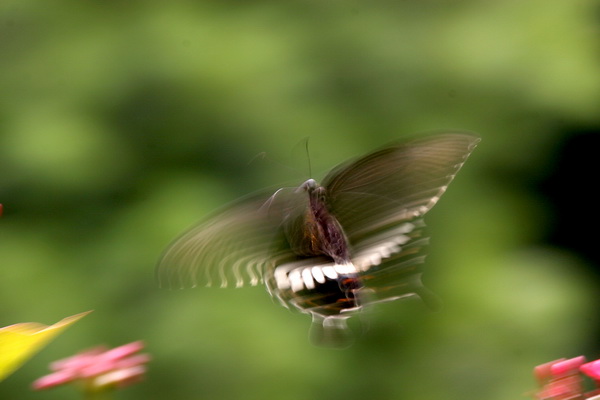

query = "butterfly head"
[[297, 179, 328, 208]]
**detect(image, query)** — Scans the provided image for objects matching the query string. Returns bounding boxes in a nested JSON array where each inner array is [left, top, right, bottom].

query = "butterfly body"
[[286, 179, 350, 263], [157, 133, 480, 345]]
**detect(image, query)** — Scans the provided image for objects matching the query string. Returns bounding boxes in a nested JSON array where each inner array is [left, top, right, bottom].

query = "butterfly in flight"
[[157, 133, 479, 346]]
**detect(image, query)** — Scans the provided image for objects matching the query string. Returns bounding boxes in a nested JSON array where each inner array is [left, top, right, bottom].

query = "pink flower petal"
[[80, 361, 116, 378], [100, 341, 144, 363], [32, 370, 77, 390], [551, 356, 586, 376], [536, 375, 583, 399], [535, 359, 565, 383], [581, 359, 600, 380], [92, 366, 146, 389], [115, 354, 152, 369], [51, 348, 106, 371]]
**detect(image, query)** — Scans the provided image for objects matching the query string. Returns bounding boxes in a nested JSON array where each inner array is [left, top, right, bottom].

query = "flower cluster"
[[534, 356, 600, 400], [32, 341, 150, 393]]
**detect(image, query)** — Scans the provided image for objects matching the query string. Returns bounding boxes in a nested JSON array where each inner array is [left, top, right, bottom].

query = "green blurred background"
[[1, 1, 600, 399]]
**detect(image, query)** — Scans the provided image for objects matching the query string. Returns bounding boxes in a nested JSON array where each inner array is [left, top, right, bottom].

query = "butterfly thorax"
[[303, 180, 350, 264]]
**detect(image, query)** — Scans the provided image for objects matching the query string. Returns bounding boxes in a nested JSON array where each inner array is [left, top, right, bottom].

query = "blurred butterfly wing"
[[353, 219, 441, 310], [156, 188, 303, 289], [324, 133, 479, 307], [323, 133, 479, 245]]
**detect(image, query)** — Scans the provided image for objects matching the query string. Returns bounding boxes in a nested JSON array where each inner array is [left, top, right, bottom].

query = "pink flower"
[[534, 357, 586, 400], [32, 341, 150, 392]]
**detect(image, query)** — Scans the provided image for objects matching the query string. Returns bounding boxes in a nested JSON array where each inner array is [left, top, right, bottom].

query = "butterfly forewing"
[[157, 189, 303, 289], [323, 133, 480, 244], [321, 133, 479, 308]]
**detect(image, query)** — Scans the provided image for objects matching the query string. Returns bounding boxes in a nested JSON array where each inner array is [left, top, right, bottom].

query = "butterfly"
[[157, 133, 480, 346]]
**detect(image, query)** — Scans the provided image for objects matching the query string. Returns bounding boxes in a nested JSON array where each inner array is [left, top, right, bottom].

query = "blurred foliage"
[[1, 0, 600, 399]]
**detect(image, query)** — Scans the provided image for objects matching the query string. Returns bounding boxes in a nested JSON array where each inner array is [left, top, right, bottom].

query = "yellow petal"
[[0, 311, 92, 382]]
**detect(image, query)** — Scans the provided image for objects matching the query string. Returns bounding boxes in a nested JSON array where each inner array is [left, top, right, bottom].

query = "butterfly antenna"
[[304, 137, 313, 178]]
